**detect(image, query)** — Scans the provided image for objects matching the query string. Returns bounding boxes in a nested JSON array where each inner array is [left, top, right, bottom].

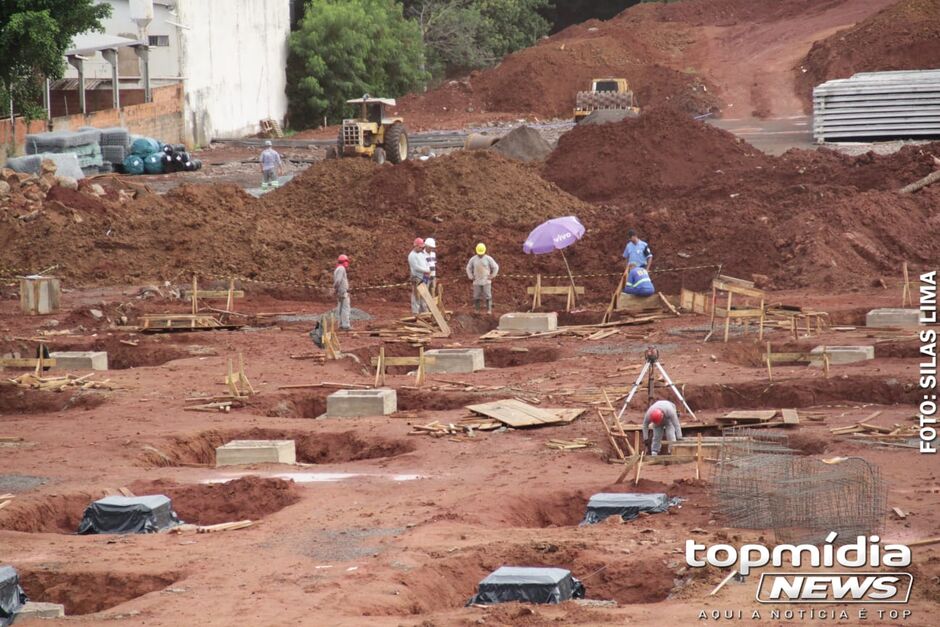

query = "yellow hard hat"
[[475, 243, 486, 255]]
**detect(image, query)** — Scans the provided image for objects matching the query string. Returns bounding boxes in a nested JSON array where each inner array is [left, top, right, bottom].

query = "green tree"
[[478, 0, 551, 60], [0, 0, 111, 122], [287, 0, 428, 128]]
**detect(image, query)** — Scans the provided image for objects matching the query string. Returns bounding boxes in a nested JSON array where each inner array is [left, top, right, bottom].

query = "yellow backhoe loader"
[[334, 95, 409, 164]]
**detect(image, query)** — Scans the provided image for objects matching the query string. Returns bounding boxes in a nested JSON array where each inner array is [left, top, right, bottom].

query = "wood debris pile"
[[479, 316, 657, 343], [170, 520, 256, 534], [545, 438, 593, 450], [8, 372, 118, 391], [408, 418, 501, 437], [831, 411, 919, 443]]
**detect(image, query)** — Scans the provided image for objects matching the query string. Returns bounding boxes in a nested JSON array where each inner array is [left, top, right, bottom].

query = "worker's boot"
[[486, 299, 493, 315], [473, 299, 480, 312]]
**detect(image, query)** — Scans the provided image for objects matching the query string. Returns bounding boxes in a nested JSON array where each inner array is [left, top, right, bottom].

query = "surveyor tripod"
[[615, 346, 697, 422]]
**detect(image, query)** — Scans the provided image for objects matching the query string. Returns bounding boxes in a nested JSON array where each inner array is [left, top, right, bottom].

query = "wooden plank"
[[370, 356, 437, 367], [465, 399, 583, 428], [716, 410, 777, 423], [417, 283, 450, 336], [714, 307, 764, 319], [713, 278, 764, 299], [0, 358, 57, 368], [907, 536, 940, 548], [526, 286, 585, 295], [188, 290, 245, 300], [781, 409, 800, 425], [766, 352, 814, 364], [892, 507, 907, 519]]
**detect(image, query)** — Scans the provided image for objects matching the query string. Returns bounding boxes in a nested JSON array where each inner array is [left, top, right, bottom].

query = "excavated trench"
[[140, 427, 415, 467], [17, 569, 180, 615], [396, 389, 496, 412], [377, 541, 678, 615], [258, 391, 330, 419], [0, 385, 107, 416], [484, 346, 561, 368], [683, 375, 919, 410], [55, 336, 190, 370]]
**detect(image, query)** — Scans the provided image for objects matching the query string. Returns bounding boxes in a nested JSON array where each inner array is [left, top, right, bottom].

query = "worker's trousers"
[[411, 278, 428, 315], [473, 283, 493, 313], [336, 293, 351, 329], [650, 424, 678, 456]]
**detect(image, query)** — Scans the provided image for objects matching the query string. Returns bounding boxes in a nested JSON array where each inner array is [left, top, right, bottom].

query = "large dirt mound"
[[794, 0, 940, 112]]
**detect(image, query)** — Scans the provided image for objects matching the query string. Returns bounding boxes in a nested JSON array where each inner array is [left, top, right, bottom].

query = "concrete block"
[[866, 308, 921, 328], [811, 345, 875, 365], [425, 348, 485, 374], [215, 440, 296, 467], [17, 602, 66, 619], [49, 351, 108, 371], [19, 276, 60, 315], [326, 388, 397, 417], [498, 312, 558, 332]]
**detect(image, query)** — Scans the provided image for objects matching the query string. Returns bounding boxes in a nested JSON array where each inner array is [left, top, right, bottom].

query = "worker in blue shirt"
[[623, 263, 655, 296], [622, 228, 653, 269]]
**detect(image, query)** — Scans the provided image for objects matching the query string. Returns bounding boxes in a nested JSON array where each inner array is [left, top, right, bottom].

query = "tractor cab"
[[337, 95, 409, 164]]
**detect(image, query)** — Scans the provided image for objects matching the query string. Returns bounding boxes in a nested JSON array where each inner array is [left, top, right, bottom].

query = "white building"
[[65, 0, 291, 145]]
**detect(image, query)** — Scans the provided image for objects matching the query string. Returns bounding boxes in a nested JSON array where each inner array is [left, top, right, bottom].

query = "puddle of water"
[[201, 471, 424, 485]]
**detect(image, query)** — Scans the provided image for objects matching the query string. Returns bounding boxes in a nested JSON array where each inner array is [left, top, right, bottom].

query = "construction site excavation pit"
[[0, 386, 108, 416], [16, 569, 181, 616], [483, 346, 562, 368], [140, 428, 415, 467], [395, 389, 499, 411], [374, 541, 680, 615]]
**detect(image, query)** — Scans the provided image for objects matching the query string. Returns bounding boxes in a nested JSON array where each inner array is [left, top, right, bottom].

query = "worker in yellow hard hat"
[[466, 243, 499, 314]]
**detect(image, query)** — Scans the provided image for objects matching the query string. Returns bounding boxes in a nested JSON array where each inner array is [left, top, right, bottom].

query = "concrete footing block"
[[326, 388, 397, 417], [17, 602, 66, 619], [216, 440, 296, 467], [866, 308, 921, 328], [50, 350, 108, 371], [811, 345, 875, 365], [498, 312, 558, 332], [425, 348, 485, 374]]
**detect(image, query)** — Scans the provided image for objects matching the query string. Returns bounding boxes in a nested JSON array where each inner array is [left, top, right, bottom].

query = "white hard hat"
[[425, 238, 436, 248]]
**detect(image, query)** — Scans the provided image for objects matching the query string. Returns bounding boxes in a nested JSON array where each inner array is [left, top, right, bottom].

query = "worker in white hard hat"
[[466, 243, 499, 314], [260, 140, 282, 190], [408, 237, 431, 315], [424, 238, 438, 294]]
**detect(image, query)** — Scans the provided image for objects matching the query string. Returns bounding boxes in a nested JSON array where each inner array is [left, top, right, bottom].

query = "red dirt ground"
[[0, 283, 936, 625], [795, 0, 940, 112]]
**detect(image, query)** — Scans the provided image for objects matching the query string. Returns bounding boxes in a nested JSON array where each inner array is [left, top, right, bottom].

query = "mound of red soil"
[[794, 0, 940, 112]]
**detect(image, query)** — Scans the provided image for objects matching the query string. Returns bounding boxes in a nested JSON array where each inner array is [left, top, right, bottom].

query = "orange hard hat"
[[337, 254, 349, 263], [649, 408, 664, 425], [414, 237, 425, 247]]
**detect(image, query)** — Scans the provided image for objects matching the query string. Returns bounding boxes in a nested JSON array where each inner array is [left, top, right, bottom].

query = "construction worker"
[[642, 400, 683, 456], [466, 243, 499, 314], [334, 254, 351, 330], [408, 238, 431, 314], [260, 140, 282, 189], [623, 262, 655, 296], [622, 228, 653, 270], [424, 238, 438, 293]]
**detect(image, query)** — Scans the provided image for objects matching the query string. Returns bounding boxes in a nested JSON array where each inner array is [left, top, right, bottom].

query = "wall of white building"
[[65, 0, 290, 145], [177, 0, 291, 144]]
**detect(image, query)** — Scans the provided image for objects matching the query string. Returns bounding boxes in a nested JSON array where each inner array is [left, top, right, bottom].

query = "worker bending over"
[[623, 262, 655, 296], [408, 238, 431, 314], [333, 254, 351, 330], [642, 400, 683, 456], [466, 243, 499, 314]]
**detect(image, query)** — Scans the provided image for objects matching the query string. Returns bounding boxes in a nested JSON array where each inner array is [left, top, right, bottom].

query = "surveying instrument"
[[615, 346, 697, 422]]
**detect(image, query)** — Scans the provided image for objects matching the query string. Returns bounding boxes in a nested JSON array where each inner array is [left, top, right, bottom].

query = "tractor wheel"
[[384, 122, 408, 164], [373, 147, 386, 165]]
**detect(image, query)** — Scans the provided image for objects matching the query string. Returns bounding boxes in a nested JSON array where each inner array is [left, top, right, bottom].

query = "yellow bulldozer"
[[573, 78, 640, 124], [334, 95, 409, 164]]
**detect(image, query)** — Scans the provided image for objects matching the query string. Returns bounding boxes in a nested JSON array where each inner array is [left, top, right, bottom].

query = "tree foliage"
[[542, 1, 642, 32], [0, 0, 111, 121], [287, 0, 428, 128], [403, 0, 550, 78]]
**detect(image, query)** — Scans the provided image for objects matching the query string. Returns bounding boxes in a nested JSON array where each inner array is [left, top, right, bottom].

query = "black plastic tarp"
[[77, 495, 182, 535], [467, 567, 585, 605], [0, 566, 27, 627], [580, 492, 680, 525]]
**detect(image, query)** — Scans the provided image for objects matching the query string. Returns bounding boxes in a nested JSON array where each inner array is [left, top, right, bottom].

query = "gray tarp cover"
[[467, 567, 585, 605], [580, 492, 678, 525], [77, 495, 182, 535], [0, 566, 27, 627]]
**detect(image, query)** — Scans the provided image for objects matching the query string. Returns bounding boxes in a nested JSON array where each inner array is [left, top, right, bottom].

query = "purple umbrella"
[[523, 216, 585, 303]]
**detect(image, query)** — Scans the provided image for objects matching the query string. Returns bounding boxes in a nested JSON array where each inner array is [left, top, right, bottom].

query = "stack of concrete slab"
[[498, 312, 558, 333], [813, 70, 940, 142], [216, 440, 296, 467], [326, 388, 397, 417], [425, 348, 485, 374], [865, 308, 921, 328]]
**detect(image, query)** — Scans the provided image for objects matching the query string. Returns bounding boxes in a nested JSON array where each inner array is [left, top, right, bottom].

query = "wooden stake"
[[560, 249, 577, 308], [708, 570, 738, 597], [226, 358, 239, 397], [634, 451, 644, 485], [192, 275, 198, 315], [531, 273, 541, 310], [765, 342, 773, 383], [907, 536, 940, 548], [375, 345, 386, 387], [695, 433, 703, 480], [597, 409, 625, 460], [226, 278, 235, 312], [901, 261, 912, 307], [416, 346, 426, 386]]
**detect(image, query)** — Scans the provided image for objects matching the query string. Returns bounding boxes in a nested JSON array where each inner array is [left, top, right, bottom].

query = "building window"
[[148, 35, 170, 47]]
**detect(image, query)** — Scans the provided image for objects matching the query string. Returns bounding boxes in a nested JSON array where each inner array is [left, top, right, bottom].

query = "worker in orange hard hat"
[[408, 238, 431, 315], [642, 399, 683, 456], [334, 254, 351, 330]]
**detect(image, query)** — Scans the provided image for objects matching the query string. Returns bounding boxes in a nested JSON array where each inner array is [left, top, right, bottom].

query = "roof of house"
[[66, 33, 146, 57]]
